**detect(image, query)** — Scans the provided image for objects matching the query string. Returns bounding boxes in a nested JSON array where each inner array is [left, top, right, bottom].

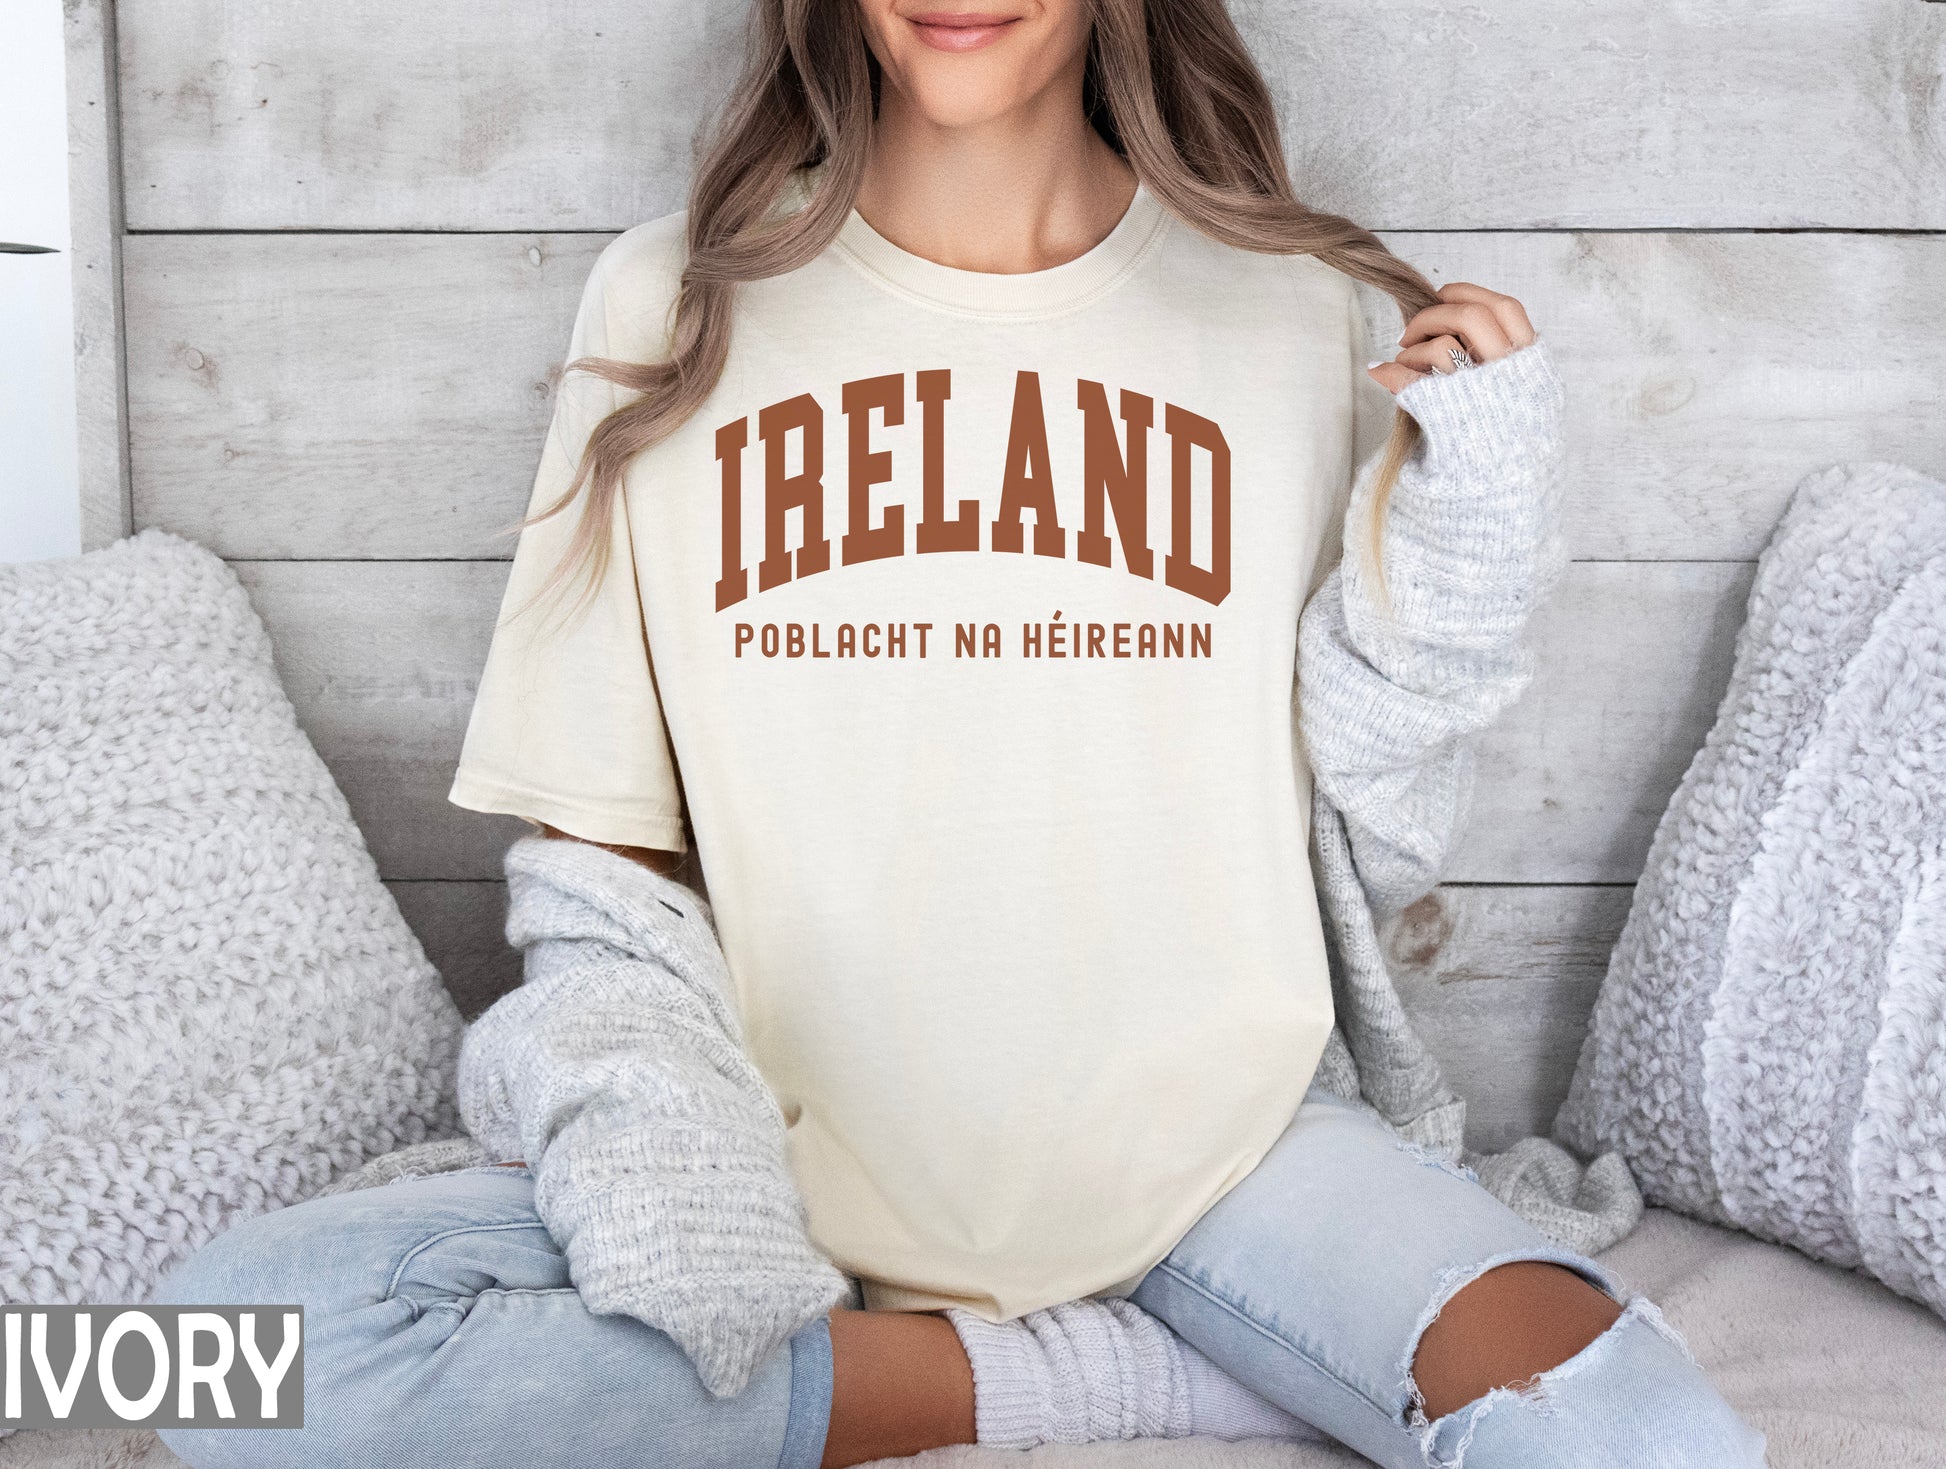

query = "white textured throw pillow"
[[1, 529, 464, 1307], [1555, 461, 1946, 1319]]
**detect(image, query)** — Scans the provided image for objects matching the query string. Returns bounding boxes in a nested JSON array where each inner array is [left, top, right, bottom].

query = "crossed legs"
[[155, 1097, 1763, 1469]]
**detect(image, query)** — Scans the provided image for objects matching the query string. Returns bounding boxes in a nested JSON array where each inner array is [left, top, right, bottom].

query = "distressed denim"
[[1130, 1083, 1771, 1468], [156, 1087, 1769, 1469], [153, 1164, 831, 1469]]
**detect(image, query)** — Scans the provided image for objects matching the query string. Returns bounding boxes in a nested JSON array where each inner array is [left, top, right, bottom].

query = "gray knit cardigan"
[[447, 335, 1641, 1399], [1297, 339, 1640, 1248]]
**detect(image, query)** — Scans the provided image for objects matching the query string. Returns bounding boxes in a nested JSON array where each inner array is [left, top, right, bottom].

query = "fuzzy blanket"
[[6, 1207, 1940, 1468], [1554, 461, 1946, 1318]]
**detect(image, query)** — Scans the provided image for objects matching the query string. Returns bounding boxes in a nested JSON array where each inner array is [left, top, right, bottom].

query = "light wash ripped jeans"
[[155, 1083, 1767, 1469]]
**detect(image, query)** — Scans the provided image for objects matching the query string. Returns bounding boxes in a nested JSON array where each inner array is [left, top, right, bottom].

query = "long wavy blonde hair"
[[504, 0, 1436, 630]]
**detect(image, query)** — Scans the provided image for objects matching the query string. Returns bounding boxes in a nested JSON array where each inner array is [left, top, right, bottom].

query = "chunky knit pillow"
[[1554, 462, 1946, 1319], [1, 528, 464, 1307]]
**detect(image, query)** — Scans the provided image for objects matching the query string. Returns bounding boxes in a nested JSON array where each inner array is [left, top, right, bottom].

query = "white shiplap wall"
[[0, 0, 82, 562], [109, 0, 1946, 1142]]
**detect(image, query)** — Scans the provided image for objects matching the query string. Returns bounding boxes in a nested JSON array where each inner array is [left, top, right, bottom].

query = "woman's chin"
[[894, 74, 1042, 133]]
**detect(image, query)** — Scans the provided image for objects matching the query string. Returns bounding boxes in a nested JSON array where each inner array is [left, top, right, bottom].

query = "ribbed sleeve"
[[1297, 337, 1568, 919], [456, 834, 848, 1398]]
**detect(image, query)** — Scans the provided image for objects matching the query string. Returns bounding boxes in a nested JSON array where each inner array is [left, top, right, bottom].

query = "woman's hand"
[[1367, 282, 1538, 395]]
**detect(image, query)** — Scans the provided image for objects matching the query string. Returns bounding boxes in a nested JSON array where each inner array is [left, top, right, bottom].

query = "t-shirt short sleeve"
[[1296, 273, 1401, 607], [446, 243, 688, 852], [1304, 276, 1405, 594]]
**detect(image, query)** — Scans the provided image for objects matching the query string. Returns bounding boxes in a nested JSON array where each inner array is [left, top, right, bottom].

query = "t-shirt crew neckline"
[[801, 169, 1170, 320]]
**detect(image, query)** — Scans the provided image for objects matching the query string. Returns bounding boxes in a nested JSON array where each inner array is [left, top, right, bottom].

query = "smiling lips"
[[906, 10, 1022, 52]]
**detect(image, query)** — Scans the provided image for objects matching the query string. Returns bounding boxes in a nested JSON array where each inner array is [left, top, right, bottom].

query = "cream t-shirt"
[[449, 170, 1397, 1317]]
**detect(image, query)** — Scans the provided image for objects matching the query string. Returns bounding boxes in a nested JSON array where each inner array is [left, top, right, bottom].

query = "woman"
[[157, 2, 1770, 1466]]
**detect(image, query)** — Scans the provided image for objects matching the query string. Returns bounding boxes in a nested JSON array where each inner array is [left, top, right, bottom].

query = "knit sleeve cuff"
[[1344, 335, 1567, 642], [1391, 334, 1565, 480]]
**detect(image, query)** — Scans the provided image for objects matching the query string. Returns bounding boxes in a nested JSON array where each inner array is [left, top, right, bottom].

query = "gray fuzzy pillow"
[[1, 529, 464, 1308], [1554, 461, 1946, 1319]]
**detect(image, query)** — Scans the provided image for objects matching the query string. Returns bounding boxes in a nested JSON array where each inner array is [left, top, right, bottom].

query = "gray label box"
[[2, 1306, 303, 1430]]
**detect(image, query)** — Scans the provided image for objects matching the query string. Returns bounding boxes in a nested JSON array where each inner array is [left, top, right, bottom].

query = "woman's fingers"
[[1401, 282, 1537, 361], [1367, 282, 1541, 392], [1366, 333, 1481, 394], [1366, 359, 1428, 395], [1399, 300, 1515, 361], [1434, 281, 1537, 350], [1394, 335, 1477, 377]]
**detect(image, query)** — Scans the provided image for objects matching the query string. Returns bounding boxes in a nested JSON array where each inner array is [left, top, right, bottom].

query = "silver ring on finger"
[[1447, 345, 1475, 372]]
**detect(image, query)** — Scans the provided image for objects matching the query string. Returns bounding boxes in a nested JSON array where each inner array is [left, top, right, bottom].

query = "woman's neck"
[[853, 77, 1137, 276]]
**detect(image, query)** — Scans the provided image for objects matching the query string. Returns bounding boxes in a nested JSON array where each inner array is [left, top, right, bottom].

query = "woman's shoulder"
[[573, 209, 690, 360], [591, 210, 690, 304]]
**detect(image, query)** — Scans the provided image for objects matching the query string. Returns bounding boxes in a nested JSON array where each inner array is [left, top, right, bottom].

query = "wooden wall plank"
[[1368, 233, 1946, 563], [1381, 884, 1635, 1151], [1456, 560, 1756, 885], [118, 1, 1946, 232], [386, 879, 518, 1020], [117, 0, 743, 232], [230, 559, 526, 880], [126, 232, 1946, 563], [125, 233, 606, 559], [67, 0, 132, 549], [230, 558, 1745, 887]]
